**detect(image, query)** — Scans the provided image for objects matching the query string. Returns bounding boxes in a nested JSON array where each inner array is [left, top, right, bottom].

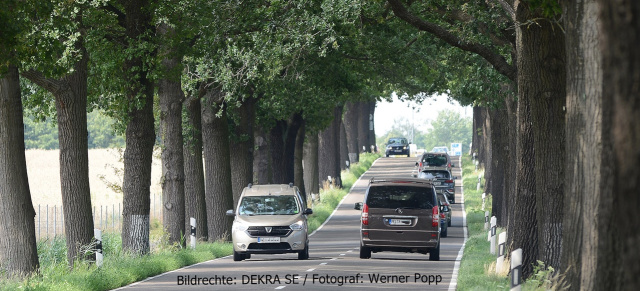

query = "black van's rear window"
[[366, 186, 435, 209]]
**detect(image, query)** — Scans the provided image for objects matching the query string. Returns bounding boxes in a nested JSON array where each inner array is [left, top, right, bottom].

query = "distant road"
[[118, 156, 466, 291]]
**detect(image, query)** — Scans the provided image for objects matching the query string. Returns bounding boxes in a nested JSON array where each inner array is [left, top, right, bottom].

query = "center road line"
[[306, 269, 315, 272], [275, 286, 286, 289]]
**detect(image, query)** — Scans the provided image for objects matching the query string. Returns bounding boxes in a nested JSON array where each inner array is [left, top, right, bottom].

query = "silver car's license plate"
[[388, 219, 411, 225], [433, 181, 441, 185], [257, 237, 280, 243]]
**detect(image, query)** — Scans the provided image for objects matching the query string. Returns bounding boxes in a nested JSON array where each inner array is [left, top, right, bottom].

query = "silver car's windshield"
[[238, 195, 299, 216]]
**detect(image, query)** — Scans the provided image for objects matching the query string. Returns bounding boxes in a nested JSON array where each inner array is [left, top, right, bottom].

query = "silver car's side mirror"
[[354, 202, 363, 210], [225, 209, 235, 216]]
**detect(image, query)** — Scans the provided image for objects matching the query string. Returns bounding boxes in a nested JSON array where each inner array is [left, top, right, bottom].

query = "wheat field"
[[25, 148, 163, 212]]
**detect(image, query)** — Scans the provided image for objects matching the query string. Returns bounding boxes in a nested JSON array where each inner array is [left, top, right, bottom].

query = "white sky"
[[374, 93, 472, 135]]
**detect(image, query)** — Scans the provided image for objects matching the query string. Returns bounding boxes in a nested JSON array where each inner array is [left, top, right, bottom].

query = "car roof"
[[368, 177, 435, 187], [241, 184, 297, 196]]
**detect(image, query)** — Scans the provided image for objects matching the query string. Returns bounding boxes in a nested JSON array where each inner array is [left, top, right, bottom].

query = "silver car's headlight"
[[232, 222, 248, 232], [403, 146, 407, 149], [290, 220, 304, 231]]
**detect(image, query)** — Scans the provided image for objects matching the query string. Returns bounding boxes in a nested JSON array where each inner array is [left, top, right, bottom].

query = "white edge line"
[[309, 158, 380, 237], [449, 155, 468, 291]]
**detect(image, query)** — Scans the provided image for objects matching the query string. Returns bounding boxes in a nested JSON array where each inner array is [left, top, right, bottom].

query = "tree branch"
[[20, 70, 65, 96], [387, 0, 516, 82], [495, 0, 516, 21]]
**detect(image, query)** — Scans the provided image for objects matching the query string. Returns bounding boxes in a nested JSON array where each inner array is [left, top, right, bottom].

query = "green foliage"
[[23, 111, 125, 149]]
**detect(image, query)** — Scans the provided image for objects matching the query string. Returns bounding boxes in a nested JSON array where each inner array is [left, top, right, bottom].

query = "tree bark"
[[183, 94, 207, 240], [516, 2, 567, 270], [0, 65, 40, 277], [344, 101, 360, 163], [284, 113, 303, 183], [21, 49, 94, 265], [503, 95, 517, 227], [339, 121, 349, 170], [201, 88, 233, 241], [120, 0, 155, 255], [294, 120, 306, 204], [158, 47, 185, 246], [599, 0, 640, 289], [488, 106, 507, 226], [303, 132, 320, 200], [269, 120, 287, 184], [318, 105, 343, 187], [229, 98, 255, 207], [254, 124, 272, 184]]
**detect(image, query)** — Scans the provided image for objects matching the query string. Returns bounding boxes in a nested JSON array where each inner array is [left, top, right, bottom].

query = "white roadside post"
[[490, 216, 497, 254], [485, 211, 490, 231], [496, 232, 507, 274], [482, 193, 486, 211], [190, 217, 196, 249], [511, 248, 523, 291], [477, 175, 482, 191], [94, 229, 103, 267]]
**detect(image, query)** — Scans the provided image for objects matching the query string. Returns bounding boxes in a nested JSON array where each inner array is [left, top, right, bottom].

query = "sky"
[[374, 93, 472, 136]]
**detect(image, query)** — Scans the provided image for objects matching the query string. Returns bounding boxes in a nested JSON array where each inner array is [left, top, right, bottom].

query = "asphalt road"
[[118, 156, 466, 291]]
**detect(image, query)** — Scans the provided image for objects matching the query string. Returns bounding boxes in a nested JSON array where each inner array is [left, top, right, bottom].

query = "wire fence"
[[34, 193, 163, 241]]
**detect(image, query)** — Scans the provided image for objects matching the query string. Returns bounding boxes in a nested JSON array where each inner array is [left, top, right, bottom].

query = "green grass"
[[456, 155, 510, 290], [2, 152, 380, 291]]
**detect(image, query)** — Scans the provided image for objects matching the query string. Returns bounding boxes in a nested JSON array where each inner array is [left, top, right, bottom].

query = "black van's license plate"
[[389, 219, 411, 225]]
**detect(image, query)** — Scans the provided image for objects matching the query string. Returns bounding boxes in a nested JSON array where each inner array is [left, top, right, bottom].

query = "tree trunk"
[[254, 124, 271, 184], [303, 132, 320, 200], [0, 65, 40, 277], [318, 105, 343, 187], [284, 113, 303, 183], [120, 0, 155, 255], [183, 94, 207, 240], [294, 120, 306, 205], [503, 95, 517, 227], [201, 89, 233, 241], [158, 49, 186, 246], [368, 101, 377, 152], [269, 120, 287, 184], [21, 50, 94, 264], [600, 0, 640, 289], [516, 2, 567, 270], [229, 98, 255, 207], [488, 106, 507, 226], [357, 101, 368, 154], [483, 108, 493, 194], [340, 121, 349, 170], [344, 102, 360, 163]]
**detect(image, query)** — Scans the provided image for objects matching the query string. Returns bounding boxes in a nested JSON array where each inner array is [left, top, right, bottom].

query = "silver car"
[[226, 184, 312, 261]]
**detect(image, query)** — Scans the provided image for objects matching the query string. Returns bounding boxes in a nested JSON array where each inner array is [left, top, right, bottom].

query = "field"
[[25, 149, 164, 238]]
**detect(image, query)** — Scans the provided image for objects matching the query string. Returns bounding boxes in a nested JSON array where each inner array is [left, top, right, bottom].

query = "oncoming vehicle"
[[385, 137, 411, 157], [418, 168, 456, 203], [354, 178, 441, 261], [226, 183, 313, 261]]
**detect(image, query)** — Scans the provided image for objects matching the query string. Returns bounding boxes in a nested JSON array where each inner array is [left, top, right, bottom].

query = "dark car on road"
[[385, 137, 411, 157], [416, 152, 453, 172], [436, 193, 452, 237], [355, 178, 441, 261], [418, 168, 456, 203]]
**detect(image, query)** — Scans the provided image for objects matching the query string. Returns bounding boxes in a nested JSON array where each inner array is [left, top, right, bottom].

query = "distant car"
[[354, 178, 441, 261], [416, 152, 453, 172], [418, 168, 456, 203], [226, 184, 313, 261], [385, 137, 411, 157], [431, 146, 449, 153]]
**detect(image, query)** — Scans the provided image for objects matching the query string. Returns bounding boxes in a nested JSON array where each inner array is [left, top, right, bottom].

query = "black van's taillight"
[[362, 204, 369, 225], [432, 206, 439, 227]]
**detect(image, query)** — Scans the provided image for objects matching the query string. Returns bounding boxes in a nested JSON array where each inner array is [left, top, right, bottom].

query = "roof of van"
[[241, 184, 297, 196]]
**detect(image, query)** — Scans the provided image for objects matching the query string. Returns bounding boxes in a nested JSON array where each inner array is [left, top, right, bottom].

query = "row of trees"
[[0, 0, 437, 277]]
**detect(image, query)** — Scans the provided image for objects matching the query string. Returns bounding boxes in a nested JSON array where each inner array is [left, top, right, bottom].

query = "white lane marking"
[[330, 258, 338, 261], [320, 262, 327, 265], [339, 253, 346, 256], [347, 250, 353, 252], [309, 158, 380, 237], [449, 155, 468, 291], [306, 268, 315, 272], [275, 286, 286, 289]]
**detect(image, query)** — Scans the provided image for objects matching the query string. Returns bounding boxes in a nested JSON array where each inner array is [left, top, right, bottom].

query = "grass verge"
[[2, 152, 380, 290]]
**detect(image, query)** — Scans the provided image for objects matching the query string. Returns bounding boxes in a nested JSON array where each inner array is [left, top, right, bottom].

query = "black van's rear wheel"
[[360, 246, 371, 259]]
